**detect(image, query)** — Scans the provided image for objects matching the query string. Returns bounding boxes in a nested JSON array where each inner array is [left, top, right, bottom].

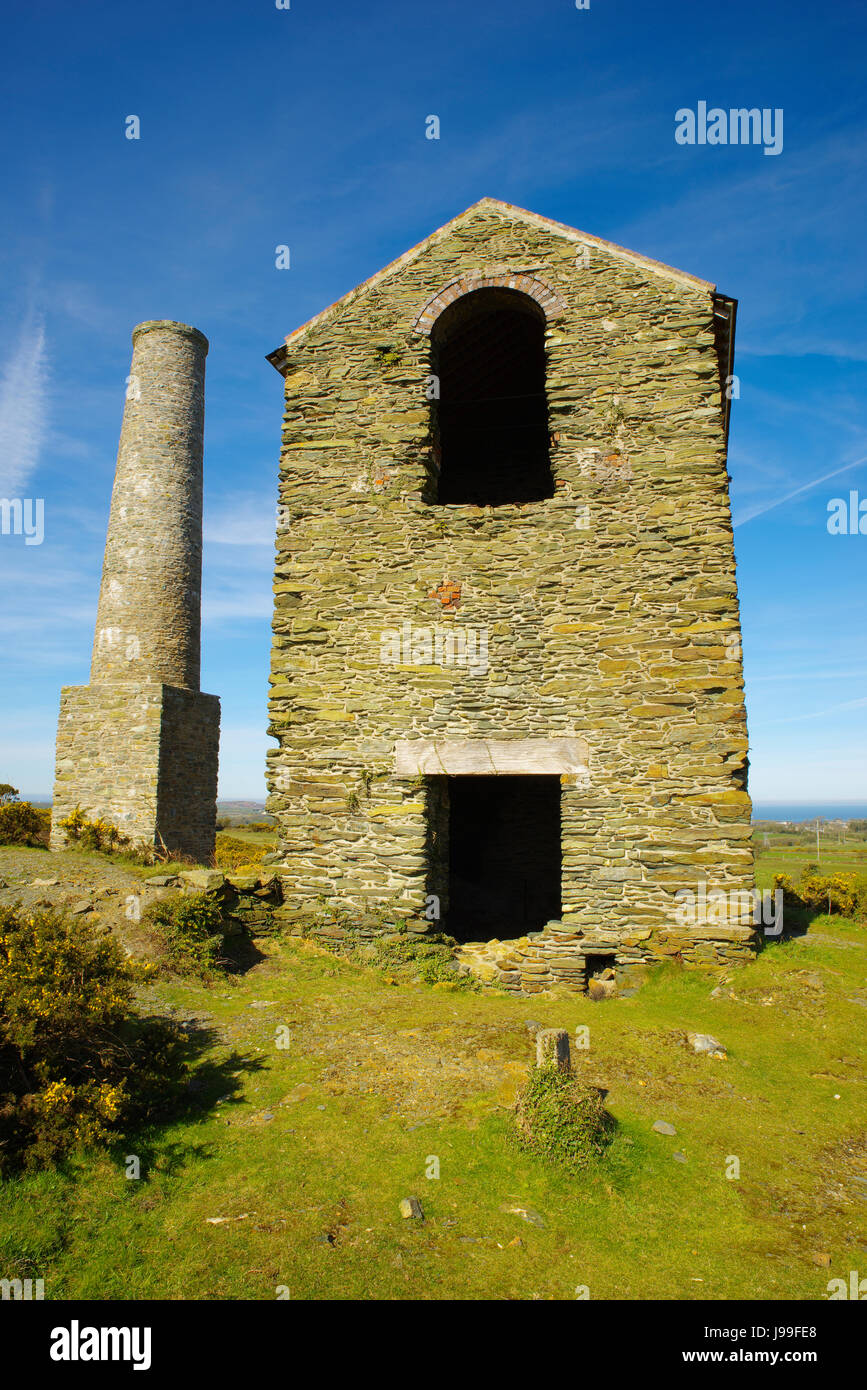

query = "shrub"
[[0, 904, 187, 1173], [513, 1064, 614, 1173], [799, 868, 862, 919], [772, 869, 866, 926], [214, 834, 266, 871], [362, 933, 472, 987], [0, 786, 50, 847], [142, 891, 226, 978], [57, 806, 131, 854]]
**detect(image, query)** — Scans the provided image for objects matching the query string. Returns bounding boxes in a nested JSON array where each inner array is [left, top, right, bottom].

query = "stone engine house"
[[264, 198, 757, 990]]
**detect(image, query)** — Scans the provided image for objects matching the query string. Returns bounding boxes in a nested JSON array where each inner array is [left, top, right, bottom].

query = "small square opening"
[[583, 952, 615, 981]]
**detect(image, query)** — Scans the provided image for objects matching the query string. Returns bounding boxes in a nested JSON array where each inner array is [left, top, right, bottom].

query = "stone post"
[[535, 1028, 571, 1072]]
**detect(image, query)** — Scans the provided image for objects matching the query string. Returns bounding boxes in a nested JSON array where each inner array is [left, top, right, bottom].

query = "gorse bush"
[[800, 868, 865, 919], [513, 1064, 614, 1173], [0, 785, 50, 847], [214, 834, 266, 871], [0, 905, 189, 1173], [57, 805, 131, 854], [773, 868, 866, 924], [142, 891, 227, 978]]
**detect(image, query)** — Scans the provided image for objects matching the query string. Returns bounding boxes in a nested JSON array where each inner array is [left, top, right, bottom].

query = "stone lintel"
[[393, 737, 589, 777]]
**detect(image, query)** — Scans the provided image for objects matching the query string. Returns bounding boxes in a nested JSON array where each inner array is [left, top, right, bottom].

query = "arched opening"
[[430, 288, 554, 505]]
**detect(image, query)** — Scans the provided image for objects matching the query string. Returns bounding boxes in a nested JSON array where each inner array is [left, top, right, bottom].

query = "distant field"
[[216, 801, 273, 826], [752, 825, 867, 890], [221, 827, 277, 848]]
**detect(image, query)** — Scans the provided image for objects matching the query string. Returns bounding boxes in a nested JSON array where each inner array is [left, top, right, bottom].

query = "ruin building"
[[48, 200, 756, 992], [264, 198, 756, 988]]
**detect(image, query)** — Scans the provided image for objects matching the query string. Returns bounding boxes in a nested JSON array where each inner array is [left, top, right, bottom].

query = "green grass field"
[[1, 837, 865, 1301], [752, 825, 867, 890]]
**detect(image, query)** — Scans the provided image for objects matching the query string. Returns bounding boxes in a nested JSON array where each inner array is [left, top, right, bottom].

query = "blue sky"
[[0, 0, 865, 800]]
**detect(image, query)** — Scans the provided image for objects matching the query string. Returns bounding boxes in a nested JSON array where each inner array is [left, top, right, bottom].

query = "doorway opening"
[[445, 774, 561, 943]]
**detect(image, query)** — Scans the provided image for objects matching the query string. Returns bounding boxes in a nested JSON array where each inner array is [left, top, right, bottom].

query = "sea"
[[751, 802, 867, 824]]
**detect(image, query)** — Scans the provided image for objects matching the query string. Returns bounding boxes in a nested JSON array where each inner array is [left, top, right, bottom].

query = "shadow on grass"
[[114, 1014, 267, 1156], [221, 934, 268, 975], [1, 1018, 269, 1186], [0, 1021, 267, 1275]]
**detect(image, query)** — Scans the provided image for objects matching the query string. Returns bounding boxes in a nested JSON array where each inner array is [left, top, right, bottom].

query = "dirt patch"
[[0, 845, 179, 958], [743, 1132, 867, 1259], [310, 1019, 531, 1119]]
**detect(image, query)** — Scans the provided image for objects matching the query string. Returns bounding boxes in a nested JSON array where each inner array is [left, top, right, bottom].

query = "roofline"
[[713, 292, 738, 451], [267, 197, 717, 374]]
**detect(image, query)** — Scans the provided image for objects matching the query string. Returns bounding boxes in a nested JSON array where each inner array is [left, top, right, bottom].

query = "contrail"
[[733, 454, 867, 527], [764, 695, 867, 726]]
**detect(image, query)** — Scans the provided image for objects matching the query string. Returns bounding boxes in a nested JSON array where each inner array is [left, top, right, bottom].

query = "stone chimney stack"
[[91, 321, 208, 689], [50, 321, 220, 863]]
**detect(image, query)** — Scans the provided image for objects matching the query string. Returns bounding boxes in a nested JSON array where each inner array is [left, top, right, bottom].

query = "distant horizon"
[[17, 792, 867, 824]]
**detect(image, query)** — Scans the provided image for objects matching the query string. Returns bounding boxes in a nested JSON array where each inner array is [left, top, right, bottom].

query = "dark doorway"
[[431, 288, 554, 505], [446, 775, 561, 943]]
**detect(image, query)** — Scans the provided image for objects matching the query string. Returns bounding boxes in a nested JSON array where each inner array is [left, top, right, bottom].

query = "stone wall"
[[156, 687, 220, 862], [51, 682, 220, 865], [265, 200, 756, 985], [174, 868, 285, 935], [51, 683, 161, 847]]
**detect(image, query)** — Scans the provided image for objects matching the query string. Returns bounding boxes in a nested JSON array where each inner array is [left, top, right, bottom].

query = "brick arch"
[[412, 270, 567, 335]]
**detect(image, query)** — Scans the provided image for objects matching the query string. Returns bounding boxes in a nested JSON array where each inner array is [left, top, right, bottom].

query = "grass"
[[217, 827, 277, 849], [1, 846, 864, 1300]]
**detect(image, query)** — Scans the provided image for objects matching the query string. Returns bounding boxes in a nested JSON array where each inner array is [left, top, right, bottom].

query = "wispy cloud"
[[0, 313, 49, 495], [204, 492, 277, 546], [749, 667, 867, 683]]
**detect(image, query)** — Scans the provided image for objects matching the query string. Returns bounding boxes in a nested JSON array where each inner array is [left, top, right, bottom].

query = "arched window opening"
[[430, 288, 554, 505]]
